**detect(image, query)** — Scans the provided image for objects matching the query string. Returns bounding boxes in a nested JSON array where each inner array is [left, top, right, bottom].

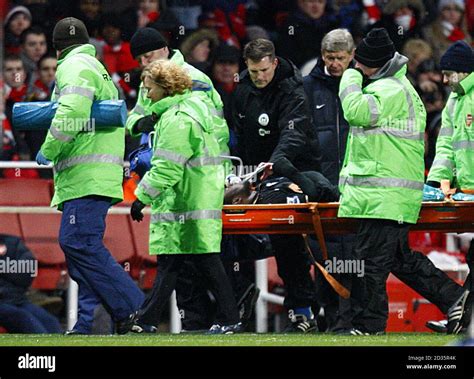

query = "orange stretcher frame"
[[222, 201, 474, 260]]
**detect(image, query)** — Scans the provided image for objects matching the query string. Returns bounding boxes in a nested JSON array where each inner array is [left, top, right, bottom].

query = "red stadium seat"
[[128, 215, 156, 289], [0, 179, 52, 205], [0, 214, 22, 237], [19, 214, 67, 290]]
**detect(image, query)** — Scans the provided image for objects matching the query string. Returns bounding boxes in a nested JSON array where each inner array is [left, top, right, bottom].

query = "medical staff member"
[[338, 28, 427, 334], [37, 17, 144, 334], [130, 60, 241, 334], [427, 41, 474, 334]]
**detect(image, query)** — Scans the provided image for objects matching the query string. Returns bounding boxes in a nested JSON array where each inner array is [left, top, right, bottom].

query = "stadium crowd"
[[0, 0, 473, 335]]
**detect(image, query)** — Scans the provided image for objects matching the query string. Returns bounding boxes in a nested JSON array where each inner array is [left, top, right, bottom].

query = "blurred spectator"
[[415, 59, 447, 118], [371, 0, 425, 52], [0, 234, 61, 334], [74, 0, 103, 39], [180, 28, 219, 72], [3, 55, 28, 122], [402, 38, 433, 83], [19, 27, 48, 88], [333, 0, 362, 33], [3, 55, 39, 167], [23, 0, 58, 38], [0, 99, 16, 166], [209, 43, 241, 147], [413, 58, 446, 171], [423, 0, 472, 63], [276, 0, 339, 69], [4, 6, 32, 55], [250, 0, 295, 34], [100, 15, 140, 103], [167, 0, 203, 30], [20, 55, 57, 162], [27, 55, 57, 102], [121, 0, 180, 46], [198, 1, 247, 47], [467, 0, 474, 37]]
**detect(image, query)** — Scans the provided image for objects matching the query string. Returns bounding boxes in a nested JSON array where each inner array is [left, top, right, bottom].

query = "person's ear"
[[350, 49, 355, 60]]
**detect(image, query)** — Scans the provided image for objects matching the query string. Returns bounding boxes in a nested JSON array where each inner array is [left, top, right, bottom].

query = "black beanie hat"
[[130, 28, 168, 59], [53, 17, 90, 50], [440, 41, 474, 73], [355, 28, 395, 68]]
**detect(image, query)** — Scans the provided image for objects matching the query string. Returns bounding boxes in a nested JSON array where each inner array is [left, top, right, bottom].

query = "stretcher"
[[223, 201, 474, 259]]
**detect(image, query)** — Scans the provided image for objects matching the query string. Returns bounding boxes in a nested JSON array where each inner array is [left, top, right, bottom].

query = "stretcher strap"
[[302, 234, 350, 299], [309, 204, 329, 261]]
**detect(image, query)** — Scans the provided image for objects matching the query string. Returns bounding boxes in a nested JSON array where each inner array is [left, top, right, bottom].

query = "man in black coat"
[[302, 29, 356, 332], [231, 38, 322, 332]]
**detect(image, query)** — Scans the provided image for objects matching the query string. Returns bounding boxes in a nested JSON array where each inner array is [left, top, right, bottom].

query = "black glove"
[[133, 114, 157, 134], [353, 67, 370, 88], [130, 199, 146, 222]]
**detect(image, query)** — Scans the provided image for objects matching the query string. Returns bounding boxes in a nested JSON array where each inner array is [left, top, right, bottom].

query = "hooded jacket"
[[40, 44, 124, 209], [126, 49, 229, 156], [135, 92, 224, 255], [303, 58, 351, 185], [231, 56, 322, 172], [338, 53, 426, 224], [427, 72, 474, 190]]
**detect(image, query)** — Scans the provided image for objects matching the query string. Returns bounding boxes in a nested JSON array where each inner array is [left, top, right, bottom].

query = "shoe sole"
[[425, 321, 448, 334], [238, 286, 260, 321]]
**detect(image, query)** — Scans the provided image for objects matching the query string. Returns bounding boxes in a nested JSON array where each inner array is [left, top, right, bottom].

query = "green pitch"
[[0, 333, 462, 347]]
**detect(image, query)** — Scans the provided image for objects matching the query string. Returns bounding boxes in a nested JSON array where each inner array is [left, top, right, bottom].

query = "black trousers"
[[351, 219, 464, 333], [138, 254, 239, 327], [270, 234, 318, 310], [310, 234, 356, 332], [172, 235, 265, 330]]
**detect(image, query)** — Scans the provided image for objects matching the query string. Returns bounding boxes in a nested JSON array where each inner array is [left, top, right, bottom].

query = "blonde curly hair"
[[141, 60, 193, 97]]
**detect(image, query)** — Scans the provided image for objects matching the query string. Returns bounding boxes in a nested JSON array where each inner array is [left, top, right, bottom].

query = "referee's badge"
[[258, 113, 269, 126], [466, 114, 472, 127]]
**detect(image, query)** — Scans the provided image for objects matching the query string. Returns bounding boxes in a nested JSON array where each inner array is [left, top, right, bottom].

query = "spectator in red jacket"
[[27, 55, 57, 102], [100, 16, 140, 101]]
